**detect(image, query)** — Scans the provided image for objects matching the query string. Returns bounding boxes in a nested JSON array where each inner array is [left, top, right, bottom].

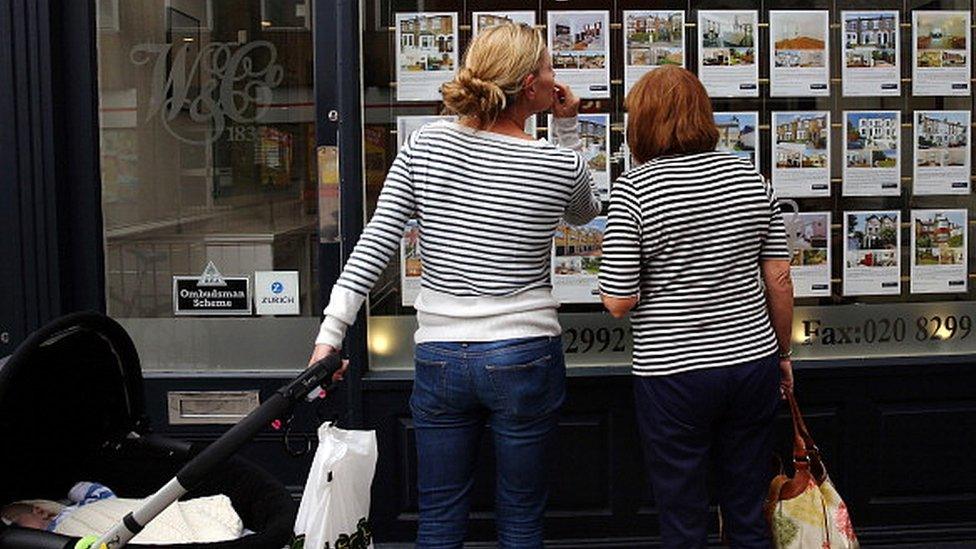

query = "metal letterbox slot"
[[167, 391, 260, 425]]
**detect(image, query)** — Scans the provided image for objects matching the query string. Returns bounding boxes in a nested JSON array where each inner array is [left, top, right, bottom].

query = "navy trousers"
[[634, 353, 780, 549]]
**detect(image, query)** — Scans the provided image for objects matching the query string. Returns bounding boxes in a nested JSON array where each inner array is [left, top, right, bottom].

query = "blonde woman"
[[308, 23, 600, 548]]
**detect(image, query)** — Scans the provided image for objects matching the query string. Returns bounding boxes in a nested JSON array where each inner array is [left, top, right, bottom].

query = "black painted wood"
[[314, 0, 368, 426], [140, 360, 976, 545], [1, 0, 58, 356], [360, 361, 976, 544], [49, 0, 105, 314], [0, 0, 28, 356], [335, 0, 368, 424], [0, 0, 104, 356]]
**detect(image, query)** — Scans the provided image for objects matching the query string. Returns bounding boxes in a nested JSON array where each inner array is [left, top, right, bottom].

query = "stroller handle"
[[87, 354, 343, 549], [178, 354, 343, 487]]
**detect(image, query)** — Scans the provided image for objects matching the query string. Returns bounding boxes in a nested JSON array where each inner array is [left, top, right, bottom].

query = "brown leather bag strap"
[[790, 392, 817, 448], [785, 390, 828, 481], [785, 390, 818, 459], [785, 390, 808, 459]]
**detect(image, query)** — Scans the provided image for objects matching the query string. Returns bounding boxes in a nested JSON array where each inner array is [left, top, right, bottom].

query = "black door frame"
[[0, 0, 104, 356], [315, 0, 368, 427]]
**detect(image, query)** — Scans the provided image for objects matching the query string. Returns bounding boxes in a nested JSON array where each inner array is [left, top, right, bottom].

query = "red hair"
[[625, 65, 719, 163]]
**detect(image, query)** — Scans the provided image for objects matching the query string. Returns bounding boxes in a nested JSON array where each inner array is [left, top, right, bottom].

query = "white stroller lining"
[[53, 495, 244, 544]]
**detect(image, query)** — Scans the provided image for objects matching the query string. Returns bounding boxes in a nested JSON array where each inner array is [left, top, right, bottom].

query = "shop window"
[[360, 0, 976, 371], [97, 0, 320, 371]]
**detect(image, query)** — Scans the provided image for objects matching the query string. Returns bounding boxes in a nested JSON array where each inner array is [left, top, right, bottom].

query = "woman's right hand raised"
[[552, 82, 580, 119]]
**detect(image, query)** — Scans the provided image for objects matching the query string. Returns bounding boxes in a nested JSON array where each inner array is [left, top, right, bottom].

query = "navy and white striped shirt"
[[599, 151, 791, 376], [317, 119, 601, 347]]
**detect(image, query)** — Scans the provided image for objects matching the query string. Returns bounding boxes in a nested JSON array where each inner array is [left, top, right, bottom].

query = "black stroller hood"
[[0, 311, 147, 504], [0, 312, 299, 548]]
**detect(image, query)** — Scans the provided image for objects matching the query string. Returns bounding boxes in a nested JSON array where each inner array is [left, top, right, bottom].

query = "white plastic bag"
[[293, 423, 378, 549]]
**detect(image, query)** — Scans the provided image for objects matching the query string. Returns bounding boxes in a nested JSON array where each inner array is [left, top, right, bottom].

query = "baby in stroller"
[[2, 482, 244, 544]]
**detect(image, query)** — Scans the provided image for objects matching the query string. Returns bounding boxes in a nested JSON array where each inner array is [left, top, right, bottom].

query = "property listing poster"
[[842, 111, 901, 196], [786, 211, 832, 297], [550, 113, 611, 200], [552, 217, 606, 303], [769, 10, 830, 97], [472, 11, 535, 36], [913, 11, 971, 96], [622, 113, 634, 172], [697, 10, 759, 97], [714, 112, 759, 172], [525, 115, 538, 138], [842, 11, 900, 96], [400, 220, 422, 306], [772, 111, 831, 197], [913, 110, 971, 195], [623, 11, 685, 95], [548, 11, 611, 99], [395, 13, 458, 102], [911, 209, 968, 294], [843, 211, 902, 296], [396, 115, 457, 148]]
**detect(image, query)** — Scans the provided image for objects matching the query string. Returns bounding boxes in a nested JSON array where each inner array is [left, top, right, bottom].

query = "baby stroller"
[[0, 312, 342, 549]]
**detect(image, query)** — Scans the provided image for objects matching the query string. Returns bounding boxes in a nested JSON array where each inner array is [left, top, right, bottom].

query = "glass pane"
[[362, 0, 976, 371], [97, 0, 320, 371]]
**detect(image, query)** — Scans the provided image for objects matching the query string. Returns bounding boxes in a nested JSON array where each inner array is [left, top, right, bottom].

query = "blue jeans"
[[634, 353, 780, 549], [410, 336, 566, 549]]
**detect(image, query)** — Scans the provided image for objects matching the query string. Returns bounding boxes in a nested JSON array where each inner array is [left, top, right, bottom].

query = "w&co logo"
[[129, 40, 283, 145]]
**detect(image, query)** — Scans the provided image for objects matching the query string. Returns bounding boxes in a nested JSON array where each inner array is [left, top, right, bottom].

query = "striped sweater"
[[316, 117, 601, 348], [599, 151, 791, 376]]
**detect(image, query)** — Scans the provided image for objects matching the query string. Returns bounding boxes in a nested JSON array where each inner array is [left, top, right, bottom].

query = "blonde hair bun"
[[441, 23, 546, 127], [442, 67, 508, 123]]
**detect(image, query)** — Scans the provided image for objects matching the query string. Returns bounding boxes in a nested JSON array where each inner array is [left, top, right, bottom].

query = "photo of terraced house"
[[554, 218, 606, 276], [846, 112, 898, 168], [626, 12, 683, 66], [845, 13, 897, 67], [775, 113, 828, 168], [916, 112, 968, 167], [398, 14, 455, 72], [474, 12, 532, 33]]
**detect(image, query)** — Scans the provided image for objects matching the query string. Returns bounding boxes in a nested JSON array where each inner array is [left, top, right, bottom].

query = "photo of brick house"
[[775, 113, 828, 168], [916, 112, 969, 167], [626, 11, 683, 66], [915, 211, 966, 265], [399, 14, 455, 72], [554, 218, 606, 276], [844, 13, 897, 67]]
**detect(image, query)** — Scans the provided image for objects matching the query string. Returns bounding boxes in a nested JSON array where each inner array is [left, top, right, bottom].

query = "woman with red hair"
[[600, 65, 795, 548]]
